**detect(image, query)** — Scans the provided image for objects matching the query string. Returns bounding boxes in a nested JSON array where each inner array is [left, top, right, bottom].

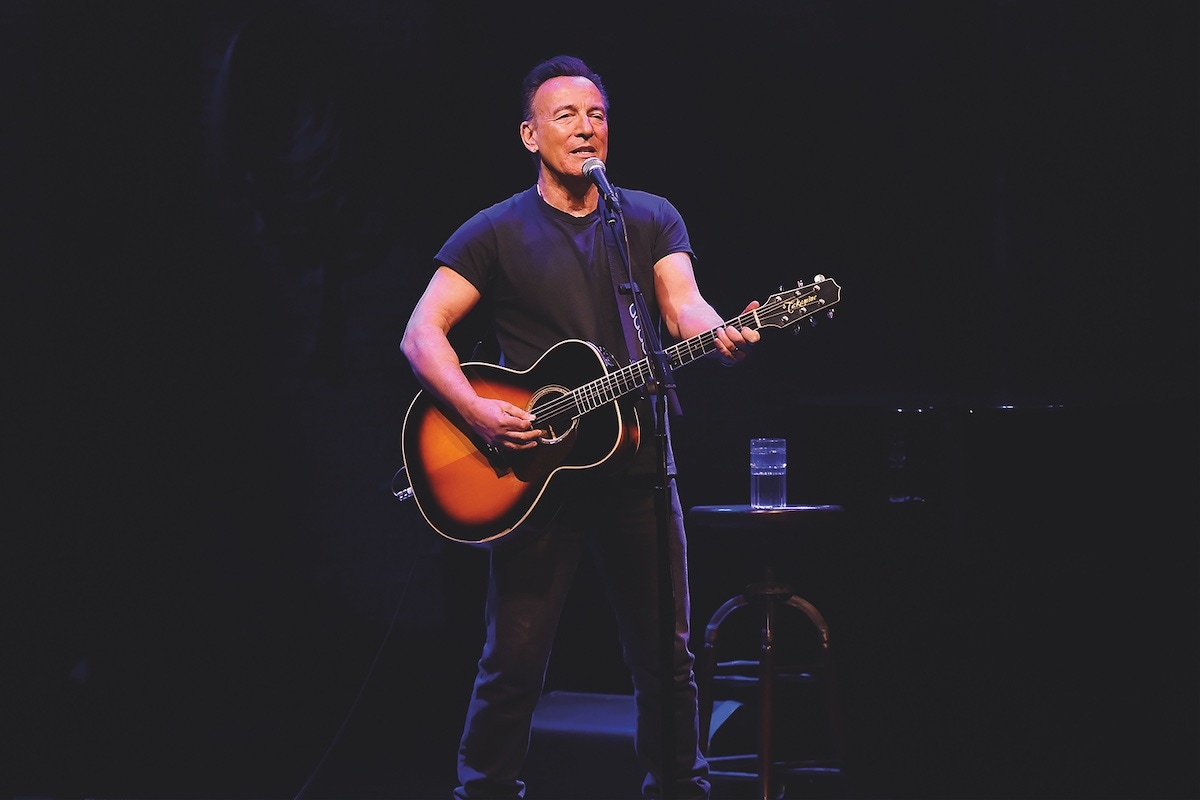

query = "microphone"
[[581, 157, 620, 210]]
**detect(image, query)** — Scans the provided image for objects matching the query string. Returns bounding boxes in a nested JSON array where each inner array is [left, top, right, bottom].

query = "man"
[[401, 54, 759, 799]]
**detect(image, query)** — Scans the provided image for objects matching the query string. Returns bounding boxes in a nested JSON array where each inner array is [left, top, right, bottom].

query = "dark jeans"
[[453, 466, 710, 799]]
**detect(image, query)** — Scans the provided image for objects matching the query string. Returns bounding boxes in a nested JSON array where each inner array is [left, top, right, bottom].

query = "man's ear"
[[520, 120, 538, 154]]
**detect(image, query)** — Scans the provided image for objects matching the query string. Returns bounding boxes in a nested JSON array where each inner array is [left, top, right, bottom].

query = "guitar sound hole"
[[530, 385, 576, 446]]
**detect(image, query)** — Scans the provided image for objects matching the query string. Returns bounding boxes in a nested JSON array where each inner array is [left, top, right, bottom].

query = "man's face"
[[521, 75, 608, 177]]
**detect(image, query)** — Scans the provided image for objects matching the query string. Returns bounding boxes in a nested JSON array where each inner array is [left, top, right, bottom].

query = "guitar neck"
[[567, 311, 756, 415], [549, 278, 838, 419]]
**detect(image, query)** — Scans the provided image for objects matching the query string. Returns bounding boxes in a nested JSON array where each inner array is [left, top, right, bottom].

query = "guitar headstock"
[[756, 275, 842, 331]]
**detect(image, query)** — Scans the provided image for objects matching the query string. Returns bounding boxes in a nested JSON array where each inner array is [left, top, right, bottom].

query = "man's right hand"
[[467, 397, 543, 451]]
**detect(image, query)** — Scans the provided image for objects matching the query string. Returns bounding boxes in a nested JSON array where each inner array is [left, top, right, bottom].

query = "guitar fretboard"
[[541, 279, 837, 421]]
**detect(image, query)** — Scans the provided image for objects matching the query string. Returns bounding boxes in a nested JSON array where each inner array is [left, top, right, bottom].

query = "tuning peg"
[[826, 309, 835, 319], [814, 273, 826, 282]]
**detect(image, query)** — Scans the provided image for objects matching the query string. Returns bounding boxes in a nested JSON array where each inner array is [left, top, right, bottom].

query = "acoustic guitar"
[[394, 276, 841, 546]]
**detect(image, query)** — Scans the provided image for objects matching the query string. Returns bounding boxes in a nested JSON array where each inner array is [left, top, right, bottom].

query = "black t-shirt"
[[434, 185, 693, 478], [434, 185, 695, 370]]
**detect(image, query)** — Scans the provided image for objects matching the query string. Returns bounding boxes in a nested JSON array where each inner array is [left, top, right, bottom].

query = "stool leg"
[[785, 594, 848, 782], [698, 594, 749, 755], [759, 592, 779, 800]]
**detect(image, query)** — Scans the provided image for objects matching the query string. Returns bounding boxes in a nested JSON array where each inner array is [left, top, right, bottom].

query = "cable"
[[291, 529, 426, 800]]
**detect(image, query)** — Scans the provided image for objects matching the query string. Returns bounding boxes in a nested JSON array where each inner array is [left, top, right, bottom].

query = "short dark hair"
[[520, 54, 608, 122]]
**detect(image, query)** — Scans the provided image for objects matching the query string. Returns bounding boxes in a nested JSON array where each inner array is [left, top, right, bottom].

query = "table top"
[[686, 503, 844, 530]]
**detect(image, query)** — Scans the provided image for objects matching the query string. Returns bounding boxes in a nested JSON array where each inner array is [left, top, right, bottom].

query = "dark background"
[[3, 2, 1196, 799]]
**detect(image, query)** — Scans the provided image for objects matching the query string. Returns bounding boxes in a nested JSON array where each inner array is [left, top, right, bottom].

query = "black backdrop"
[[3, 2, 1196, 799]]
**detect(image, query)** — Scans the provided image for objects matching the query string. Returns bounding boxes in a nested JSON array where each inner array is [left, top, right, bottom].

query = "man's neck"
[[536, 178, 597, 217]]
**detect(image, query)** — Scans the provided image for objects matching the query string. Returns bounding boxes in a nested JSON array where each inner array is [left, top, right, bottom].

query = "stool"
[[688, 504, 849, 800]]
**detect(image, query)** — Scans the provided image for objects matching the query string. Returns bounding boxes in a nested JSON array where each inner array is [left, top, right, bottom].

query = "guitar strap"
[[599, 209, 677, 478], [599, 213, 647, 367]]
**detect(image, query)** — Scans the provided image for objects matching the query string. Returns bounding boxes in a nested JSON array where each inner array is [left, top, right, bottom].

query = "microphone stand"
[[601, 196, 683, 799]]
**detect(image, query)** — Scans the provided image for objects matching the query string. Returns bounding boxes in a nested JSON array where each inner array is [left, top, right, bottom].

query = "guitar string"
[[528, 326, 725, 423], [525, 291, 810, 424]]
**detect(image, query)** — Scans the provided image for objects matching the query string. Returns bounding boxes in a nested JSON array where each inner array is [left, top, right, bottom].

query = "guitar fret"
[[583, 381, 602, 410]]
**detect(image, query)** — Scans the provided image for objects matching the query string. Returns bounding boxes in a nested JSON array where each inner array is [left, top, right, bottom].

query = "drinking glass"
[[750, 437, 787, 509]]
